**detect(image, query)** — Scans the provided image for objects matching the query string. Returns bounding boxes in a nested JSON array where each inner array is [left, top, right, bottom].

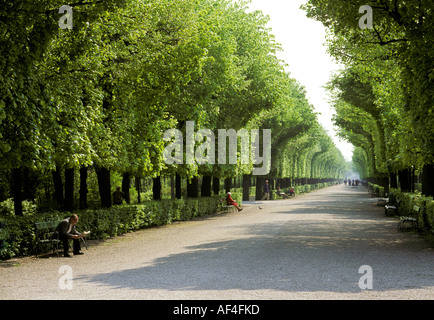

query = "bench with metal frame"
[[398, 205, 420, 231], [218, 199, 235, 214], [385, 199, 400, 216], [35, 220, 88, 257], [34, 221, 61, 257]]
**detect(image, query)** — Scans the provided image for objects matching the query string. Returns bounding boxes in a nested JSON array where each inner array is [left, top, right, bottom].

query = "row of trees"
[[303, 0, 434, 196], [1, 0, 347, 215]]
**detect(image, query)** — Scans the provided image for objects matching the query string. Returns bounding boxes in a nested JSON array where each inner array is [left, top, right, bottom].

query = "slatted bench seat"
[[398, 205, 420, 231], [35, 220, 88, 257], [385, 199, 400, 216], [219, 199, 236, 214], [34, 221, 61, 257]]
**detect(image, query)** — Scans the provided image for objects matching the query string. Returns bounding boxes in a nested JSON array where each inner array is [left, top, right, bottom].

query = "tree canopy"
[[303, 0, 434, 196], [1, 0, 348, 214]]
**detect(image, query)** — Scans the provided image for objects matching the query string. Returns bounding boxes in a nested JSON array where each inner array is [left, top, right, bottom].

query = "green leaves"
[[0, 0, 349, 185], [305, 0, 434, 178]]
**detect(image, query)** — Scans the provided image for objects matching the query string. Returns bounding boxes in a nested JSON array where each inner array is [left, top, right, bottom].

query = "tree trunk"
[[64, 167, 74, 212], [22, 167, 36, 201], [398, 169, 411, 192], [255, 177, 264, 200], [170, 176, 175, 199], [79, 166, 88, 210], [422, 163, 434, 197], [201, 175, 212, 197], [135, 176, 141, 203], [242, 174, 251, 201], [175, 174, 182, 199], [52, 166, 64, 209], [187, 176, 199, 198], [122, 172, 131, 204], [96, 166, 111, 208], [153, 176, 161, 200], [390, 172, 398, 189], [224, 178, 231, 193], [379, 176, 389, 196], [11, 167, 23, 216], [212, 177, 220, 195]]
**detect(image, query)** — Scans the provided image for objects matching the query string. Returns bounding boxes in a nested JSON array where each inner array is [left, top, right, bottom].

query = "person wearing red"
[[226, 192, 243, 212]]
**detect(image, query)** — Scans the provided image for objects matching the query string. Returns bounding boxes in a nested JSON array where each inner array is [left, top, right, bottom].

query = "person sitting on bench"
[[56, 214, 86, 257], [226, 192, 243, 212], [276, 187, 289, 199], [288, 187, 295, 197]]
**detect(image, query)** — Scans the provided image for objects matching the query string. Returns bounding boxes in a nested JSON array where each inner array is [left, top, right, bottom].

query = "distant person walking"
[[262, 179, 270, 200]]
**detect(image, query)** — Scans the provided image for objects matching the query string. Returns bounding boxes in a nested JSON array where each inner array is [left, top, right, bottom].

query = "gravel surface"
[[1, 185, 433, 300]]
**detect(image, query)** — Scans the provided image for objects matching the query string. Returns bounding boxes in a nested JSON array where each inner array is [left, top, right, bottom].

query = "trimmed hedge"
[[0, 195, 234, 260], [367, 182, 386, 198], [388, 188, 434, 231], [293, 182, 335, 195]]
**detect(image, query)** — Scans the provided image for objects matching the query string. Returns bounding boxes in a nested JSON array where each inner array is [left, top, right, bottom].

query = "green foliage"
[[0, 199, 37, 217], [1, 0, 349, 218], [0, 196, 224, 260], [368, 182, 386, 198], [304, 0, 434, 179], [388, 188, 434, 231]]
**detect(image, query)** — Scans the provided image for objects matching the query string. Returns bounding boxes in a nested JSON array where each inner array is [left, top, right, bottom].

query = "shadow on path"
[[78, 186, 433, 294]]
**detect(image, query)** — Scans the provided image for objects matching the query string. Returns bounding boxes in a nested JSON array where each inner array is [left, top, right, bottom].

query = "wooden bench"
[[385, 199, 400, 216], [398, 205, 419, 231], [35, 221, 61, 257]]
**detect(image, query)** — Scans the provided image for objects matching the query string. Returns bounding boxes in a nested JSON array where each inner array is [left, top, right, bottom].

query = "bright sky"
[[247, 0, 354, 162]]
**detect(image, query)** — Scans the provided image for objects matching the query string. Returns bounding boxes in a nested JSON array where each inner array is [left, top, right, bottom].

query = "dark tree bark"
[[242, 174, 251, 202], [422, 164, 434, 197], [96, 166, 111, 208], [398, 169, 411, 192], [79, 166, 88, 210], [52, 166, 64, 209], [175, 174, 182, 199], [212, 177, 220, 195], [201, 175, 212, 197], [64, 167, 74, 212], [379, 176, 389, 196], [255, 177, 264, 200], [187, 176, 199, 198], [170, 176, 175, 199], [224, 178, 231, 193], [153, 176, 161, 200], [135, 176, 141, 203], [390, 172, 398, 189], [22, 167, 36, 201], [122, 172, 131, 204]]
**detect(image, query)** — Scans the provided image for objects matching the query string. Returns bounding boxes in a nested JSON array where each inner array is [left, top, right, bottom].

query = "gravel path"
[[1, 185, 433, 300]]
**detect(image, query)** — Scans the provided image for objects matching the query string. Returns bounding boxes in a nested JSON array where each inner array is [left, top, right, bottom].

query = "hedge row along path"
[[1, 185, 433, 300]]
